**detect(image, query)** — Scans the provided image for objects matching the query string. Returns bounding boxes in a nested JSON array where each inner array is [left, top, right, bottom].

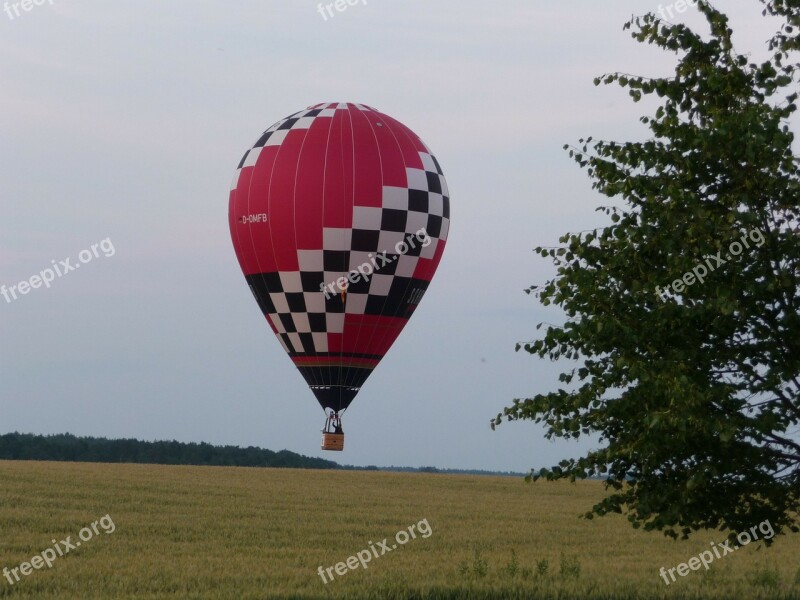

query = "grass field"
[[0, 460, 799, 599]]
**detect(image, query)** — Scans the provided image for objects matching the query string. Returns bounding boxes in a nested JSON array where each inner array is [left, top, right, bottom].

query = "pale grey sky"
[[0, 1, 781, 470]]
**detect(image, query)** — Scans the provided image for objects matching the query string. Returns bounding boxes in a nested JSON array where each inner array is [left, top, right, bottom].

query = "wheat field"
[[0, 460, 799, 599]]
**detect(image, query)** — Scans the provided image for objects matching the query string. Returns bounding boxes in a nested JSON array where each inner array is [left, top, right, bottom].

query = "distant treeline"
[[0, 432, 339, 470], [0, 432, 537, 477], [347, 465, 528, 477]]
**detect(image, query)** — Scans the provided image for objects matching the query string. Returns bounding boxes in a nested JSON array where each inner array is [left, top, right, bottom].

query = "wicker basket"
[[321, 432, 345, 451]]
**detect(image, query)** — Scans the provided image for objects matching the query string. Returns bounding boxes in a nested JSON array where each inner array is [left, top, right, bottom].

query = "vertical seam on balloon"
[[336, 103, 357, 412], [320, 103, 337, 413], [341, 105, 386, 392], [339, 103, 363, 408], [305, 104, 342, 409], [242, 134, 273, 359], [263, 117, 293, 362], [370, 113, 437, 364], [244, 116, 289, 357], [345, 109, 416, 389], [291, 114, 323, 392]]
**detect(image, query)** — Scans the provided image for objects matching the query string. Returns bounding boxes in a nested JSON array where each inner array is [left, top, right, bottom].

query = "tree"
[[493, 1, 800, 541]]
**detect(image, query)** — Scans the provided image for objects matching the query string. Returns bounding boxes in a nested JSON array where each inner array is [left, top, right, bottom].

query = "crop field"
[[0, 460, 799, 599]]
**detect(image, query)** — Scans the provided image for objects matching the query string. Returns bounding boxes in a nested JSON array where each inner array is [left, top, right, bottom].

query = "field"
[[0, 461, 799, 599]]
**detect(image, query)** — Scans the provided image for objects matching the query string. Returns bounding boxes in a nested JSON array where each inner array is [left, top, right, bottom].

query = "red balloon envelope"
[[229, 103, 450, 440]]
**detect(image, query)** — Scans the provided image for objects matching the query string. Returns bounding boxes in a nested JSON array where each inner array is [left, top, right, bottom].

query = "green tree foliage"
[[493, 2, 800, 541]]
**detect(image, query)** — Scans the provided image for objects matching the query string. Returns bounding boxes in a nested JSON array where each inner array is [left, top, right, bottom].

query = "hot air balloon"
[[229, 103, 450, 451]]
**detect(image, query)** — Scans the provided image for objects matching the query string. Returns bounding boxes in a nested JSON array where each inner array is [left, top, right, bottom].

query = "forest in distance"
[[0, 432, 524, 476]]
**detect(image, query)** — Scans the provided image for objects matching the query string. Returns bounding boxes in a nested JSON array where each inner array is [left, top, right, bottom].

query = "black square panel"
[[426, 214, 443, 239], [323, 250, 350, 272], [380, 209, 408, 232], [277, 118, 299, 130], [299, 333, 315, 354], [346, 275, 371, 295], [374, 253, 399, 275], [285, 292, 306, 312], [300, 271, 324, 293], [324, 294, 346, 313], [408, 190, 429, 213], [279, 313, 297, 333], [364, 294, 388, 315], [383, 276, 413, 317], [254, 131, 273, 148], [351, 229, 381, 252], [401, 235, 424, 257], [245, 274, 277, 314], [426, 171, 442, 194], [308, 313, 327, 332], [280, 333, 295, 353]]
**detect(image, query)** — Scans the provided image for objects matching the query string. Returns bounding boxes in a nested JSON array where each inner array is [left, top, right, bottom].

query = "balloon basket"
[[321, 432, 345, 451]]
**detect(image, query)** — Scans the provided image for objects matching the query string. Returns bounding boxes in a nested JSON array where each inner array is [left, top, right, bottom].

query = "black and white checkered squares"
[[231, 107, 338, 191], [245, 270, 333, 355], [242, 146, 449, 355], [341, 150, 450, 318]]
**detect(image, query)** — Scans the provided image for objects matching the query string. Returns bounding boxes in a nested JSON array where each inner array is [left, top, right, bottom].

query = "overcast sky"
[[0, 1, 782, 471]]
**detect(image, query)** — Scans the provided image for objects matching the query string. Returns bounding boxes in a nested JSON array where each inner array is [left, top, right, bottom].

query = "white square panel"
[[394, 254, 419, 278], [303, 291, 326, 313], [440, 218, 450, 241], [348, 251, 374, 273], [312, 332, 329, 352], [323, 228, 352, 251], [378, 230, 408, 253], [293, 313, 310, 333], [279, 272, 303, 293], [326, 312, 345, 333], [370, 273, 394, 296], [269, 293, 289, 313], [287, 333, 302, 351], [264, 129, 288, 146], [420, 238, 438, 260], [345, 293, 368, 314], [268, 313, 285, 334], [419, 152, 437, 173], [428, 193, 444, 217], [324, 272, 349, 295], [293, 116, 315, 129], [382, 186, 409, 210], [406, 168, 429, 191], [243, 147, 261, 168], [353, 206, 383, 231], [297, 249, 323, 272], [405, 211, 428, 235]]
